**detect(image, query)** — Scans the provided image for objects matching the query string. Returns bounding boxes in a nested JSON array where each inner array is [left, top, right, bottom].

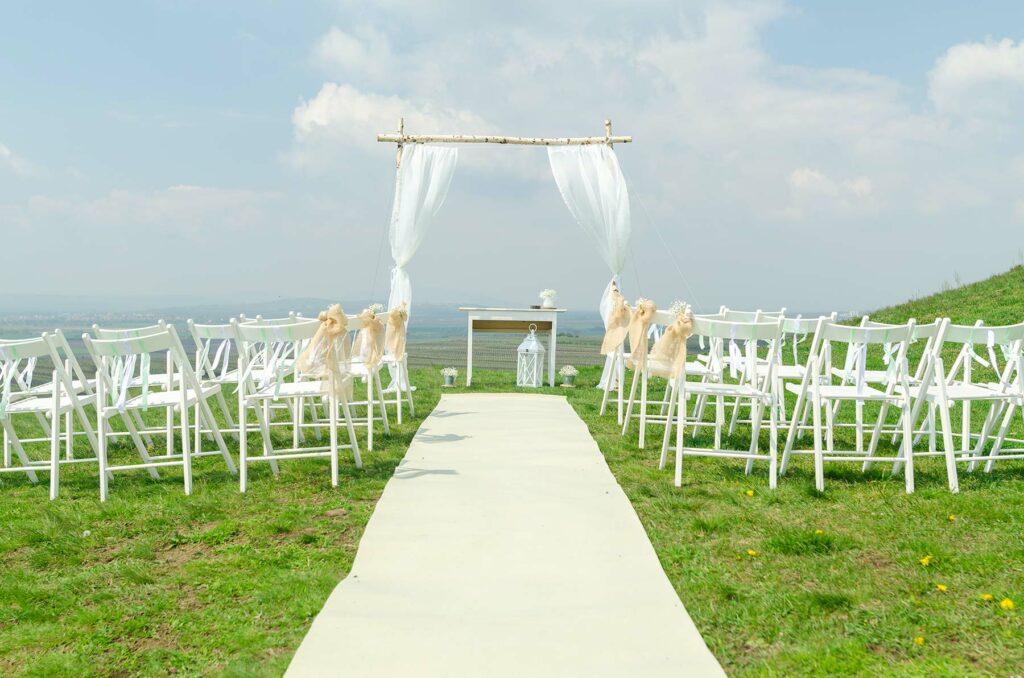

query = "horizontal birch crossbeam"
[[376, 133, 632, 146]]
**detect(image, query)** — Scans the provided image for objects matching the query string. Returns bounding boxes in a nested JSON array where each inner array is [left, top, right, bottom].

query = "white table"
[[459, 307, 566, 387]]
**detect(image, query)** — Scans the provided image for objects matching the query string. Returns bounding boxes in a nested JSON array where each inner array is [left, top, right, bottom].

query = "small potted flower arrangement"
[[539, 289, 557, 309], [559, 364, 578, 387], [440, 366, 458, 387]]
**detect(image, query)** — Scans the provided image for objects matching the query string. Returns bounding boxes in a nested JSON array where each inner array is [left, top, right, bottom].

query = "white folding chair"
[[381, 310, 416, 425], [84, 325, 236, 500], [346, 311, 391, 451], [781, 320, 919, 492], [234, 319, 361, 492], [1, 334, 100, 499], [660, 316, 783, 488], [187, 319, 243, 441], [898, 321, 1024, 484]]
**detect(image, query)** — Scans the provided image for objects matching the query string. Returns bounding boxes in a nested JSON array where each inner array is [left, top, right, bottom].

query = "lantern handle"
[[529, 323, 538, 333]]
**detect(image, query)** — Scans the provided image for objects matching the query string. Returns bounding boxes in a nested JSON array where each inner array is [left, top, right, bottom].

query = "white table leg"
[[549, 314, 557, 387], [466, 315, 474, 386]]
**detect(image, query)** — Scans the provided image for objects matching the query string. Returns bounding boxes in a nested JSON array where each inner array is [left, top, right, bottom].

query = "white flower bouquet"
[[559, 365, 578, 377]]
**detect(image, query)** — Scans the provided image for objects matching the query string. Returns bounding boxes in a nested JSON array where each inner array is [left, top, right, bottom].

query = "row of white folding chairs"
[[611, 309, 1024, 494], [1, 310, 417, 499]]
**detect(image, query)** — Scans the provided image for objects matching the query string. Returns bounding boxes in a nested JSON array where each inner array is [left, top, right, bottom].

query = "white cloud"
[[312, 26, 396, 82], [0, 143, 39, 177], [24, 185, 282, 240], [929, 38, 1024, 120]]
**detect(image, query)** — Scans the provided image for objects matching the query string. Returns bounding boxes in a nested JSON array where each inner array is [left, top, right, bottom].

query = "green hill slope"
[[869, 266, 1024, 325]]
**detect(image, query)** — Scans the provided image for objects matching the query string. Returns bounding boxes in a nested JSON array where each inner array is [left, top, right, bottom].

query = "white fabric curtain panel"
[[547, 144, 631, 319], [548, 144, 632, 388], [386, 144, 458, 316]]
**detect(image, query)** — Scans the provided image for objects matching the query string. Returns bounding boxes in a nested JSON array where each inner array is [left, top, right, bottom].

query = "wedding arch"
[[376, 118, 634, 385]]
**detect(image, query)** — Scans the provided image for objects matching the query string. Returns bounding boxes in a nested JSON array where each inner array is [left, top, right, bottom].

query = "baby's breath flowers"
[[368, 303, 385, 314], [558, 365, 578, 377], [539, 289, 557, 300], [669, 299, 692, 318], [440, 367, 458, 378]]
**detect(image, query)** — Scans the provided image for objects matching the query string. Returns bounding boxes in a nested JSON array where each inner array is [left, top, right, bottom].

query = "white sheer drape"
[[386, 144, 458, 316], [548, 144, 631, 387]]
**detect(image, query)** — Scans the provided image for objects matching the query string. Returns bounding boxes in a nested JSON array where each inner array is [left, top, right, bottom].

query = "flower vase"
[[563, 374, 576, 387], [443, 375, 456, 387], [541, 297, 555, 309]]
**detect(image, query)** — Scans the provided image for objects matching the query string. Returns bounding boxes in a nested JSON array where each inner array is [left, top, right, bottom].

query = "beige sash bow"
[[626, 299, 657, 369], [649, 309, 695, 377], [385, 304, 409, 359], [353, 309, 385, 369], [296, 304, 352, 400], [600, 284, 631, 355]]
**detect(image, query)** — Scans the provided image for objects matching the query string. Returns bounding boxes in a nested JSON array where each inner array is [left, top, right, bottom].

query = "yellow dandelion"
[[981, 593, 995, 601], [747, 549, 759, 557], [913, 636, 925, 646], [745, 490, 754, 497], [919, 555, 933, 567], [947, 514, 956, 522], [814, 529, 824, 535], [1000, 598, 1015, 610], [935, 584, 948, 592]]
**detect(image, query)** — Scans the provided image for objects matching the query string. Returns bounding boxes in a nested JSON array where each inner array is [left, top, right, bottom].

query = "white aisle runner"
[[286, 394, 723, 677]]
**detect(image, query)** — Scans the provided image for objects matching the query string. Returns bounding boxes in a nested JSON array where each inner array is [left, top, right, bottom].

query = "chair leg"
[[254, 400, 279, 475], [903, 397, 918, 493], [49, 407, 61, 500], [659, 380, 678, 470], [239, 394, 248, 493], [812, 390, 825, 492], [863, 400, 892, 472], [341, 396, 362, 469], [182, 400, 193, 496], [329, 394, 339, 487], [64, 409, 73, 461], [674, 391, 686, 488], [745, 397, 764, 475], [983, 402, 1017, 473], [768, 395, 779, 490], [366, 377, 374, 451], [621, 368, 640, 436], [214, 389, 238, 441], [968, 402, 1000, 472], [374, 370, 391, 435], [638, 367, 649, 449], [98, 414, 109, 501]]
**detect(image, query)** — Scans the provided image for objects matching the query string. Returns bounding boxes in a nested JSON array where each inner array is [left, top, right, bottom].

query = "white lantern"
[[516, 323, 546, 388]]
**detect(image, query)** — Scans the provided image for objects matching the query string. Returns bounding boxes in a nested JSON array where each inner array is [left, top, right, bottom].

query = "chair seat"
[[753, 364, 804, 380], [905, 382, 1009, 401], [22, 379, 95, 396], [129, 373, 178, 388], [830, 367, 892, 384], [252, 380, 335, 400], [5, 394, 81, 415], [645, 357, 713, 379], [785, 382, 892, 400], [686, 382, 769, 399], [114, 383, 221, 412]]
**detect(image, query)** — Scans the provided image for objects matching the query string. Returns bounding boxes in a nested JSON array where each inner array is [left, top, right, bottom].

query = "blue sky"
[[3, 1, 1024, 313]]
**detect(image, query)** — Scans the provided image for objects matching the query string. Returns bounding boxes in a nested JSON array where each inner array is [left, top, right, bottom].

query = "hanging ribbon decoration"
[[385, 303, 409, 359], [649, 305, 695, 377], [626, 299, 657, 369], [296, 304, 353, 400], [354, 308, 385, 370], [600, 282, 631, 355]]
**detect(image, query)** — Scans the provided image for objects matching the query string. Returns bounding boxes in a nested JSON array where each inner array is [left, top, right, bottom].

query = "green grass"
[[3, 268, 1024, 675]]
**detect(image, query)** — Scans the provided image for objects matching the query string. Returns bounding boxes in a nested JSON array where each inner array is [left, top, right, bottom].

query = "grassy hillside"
[[870, 266, 1024, 325]]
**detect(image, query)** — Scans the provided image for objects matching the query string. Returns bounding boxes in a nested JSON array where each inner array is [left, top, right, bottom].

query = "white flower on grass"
[[539, 289, 557, 300], [559, 365, 578, 377], [82, 530, 91, 538], [440, 366, 458, 378]]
